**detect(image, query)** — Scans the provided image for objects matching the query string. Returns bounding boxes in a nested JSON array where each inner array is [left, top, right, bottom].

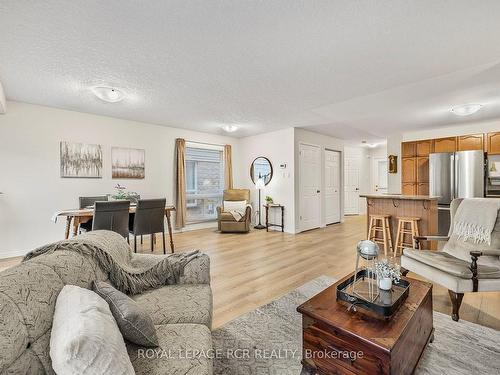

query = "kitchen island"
[[360, 194, 439, 250]]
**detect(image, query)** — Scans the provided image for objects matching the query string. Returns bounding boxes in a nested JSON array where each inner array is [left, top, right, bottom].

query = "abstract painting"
[[60, 141, 103, 178], [112, 147, 145, 179]]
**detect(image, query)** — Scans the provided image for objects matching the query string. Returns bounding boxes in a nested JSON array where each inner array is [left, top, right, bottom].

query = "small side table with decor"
[[264, 204, 284, 232]]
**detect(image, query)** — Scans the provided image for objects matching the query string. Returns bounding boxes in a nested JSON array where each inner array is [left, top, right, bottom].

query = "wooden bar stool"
[[367, 214, 393, 256], [394, 217, 421, 256]]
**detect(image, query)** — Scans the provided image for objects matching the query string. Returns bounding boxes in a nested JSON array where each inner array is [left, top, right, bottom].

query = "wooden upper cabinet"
[[486, 132, 500, 154], [433, 137, 457, 153], [402, 142, 416, 157], [416, 140, 432, 156], [416, 157, 429, 182], [458, 133, 484, 151], [402, 158, 416, 182]]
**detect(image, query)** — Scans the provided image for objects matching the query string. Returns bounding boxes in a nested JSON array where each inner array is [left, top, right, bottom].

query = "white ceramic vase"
[[379, 277, 392, 291]]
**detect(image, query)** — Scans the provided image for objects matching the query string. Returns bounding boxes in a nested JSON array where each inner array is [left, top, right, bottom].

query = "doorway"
[[324, 149, 341, 224], [299, 143, 321, 231]]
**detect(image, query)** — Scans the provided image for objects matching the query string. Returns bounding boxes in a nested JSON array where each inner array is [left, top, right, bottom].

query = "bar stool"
[[367, 214, 393, 256], [394, 217, 421, 256]]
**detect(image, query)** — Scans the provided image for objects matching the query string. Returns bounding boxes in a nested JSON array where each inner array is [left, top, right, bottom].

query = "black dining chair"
[[78, 195, 109, 233], [92, 201, 130, 241], [130, 198, 167, 254]]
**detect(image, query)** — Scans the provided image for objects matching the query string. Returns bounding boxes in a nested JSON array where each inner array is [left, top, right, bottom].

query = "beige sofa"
[[216, 189, 252, 233], [0, 242, 213, 374]]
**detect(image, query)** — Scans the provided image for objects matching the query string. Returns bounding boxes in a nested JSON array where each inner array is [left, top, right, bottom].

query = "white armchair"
[[401, 198, 500, 321]]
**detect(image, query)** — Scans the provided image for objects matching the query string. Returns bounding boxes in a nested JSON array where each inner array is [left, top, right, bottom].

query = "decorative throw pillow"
[[50, 285, 135, 375], [93, 281, 159, 347], [223, 200, 247, 212]]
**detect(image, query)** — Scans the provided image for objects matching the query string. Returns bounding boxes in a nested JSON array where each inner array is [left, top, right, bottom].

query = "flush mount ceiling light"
[[91, 86, 124, 103], [221, 124, 238, 133], [450, 103, 482, 116]]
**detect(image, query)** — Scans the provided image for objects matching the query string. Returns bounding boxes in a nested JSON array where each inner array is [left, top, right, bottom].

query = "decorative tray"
[[336, 269, 410, 319]]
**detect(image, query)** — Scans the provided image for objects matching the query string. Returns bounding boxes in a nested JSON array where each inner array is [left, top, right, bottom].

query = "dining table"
[[54, 205, 176, 252]]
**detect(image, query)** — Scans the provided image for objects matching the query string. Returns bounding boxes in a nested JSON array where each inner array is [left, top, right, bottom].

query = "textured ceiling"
[[1, 1, 500, 139]]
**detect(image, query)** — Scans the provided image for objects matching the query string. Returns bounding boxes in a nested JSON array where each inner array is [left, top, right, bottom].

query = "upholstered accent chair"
[[401, 198, 500, 321], [216, 189, 252, 233]]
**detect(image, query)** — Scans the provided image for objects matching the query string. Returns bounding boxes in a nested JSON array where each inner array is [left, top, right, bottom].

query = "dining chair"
[[130, 198, 167, 254], [78, 195, 108, 233], [92, 201, 130, 241]]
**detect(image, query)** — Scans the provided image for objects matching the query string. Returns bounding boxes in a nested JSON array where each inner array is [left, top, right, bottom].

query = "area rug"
[[212, 276, 500, 374]]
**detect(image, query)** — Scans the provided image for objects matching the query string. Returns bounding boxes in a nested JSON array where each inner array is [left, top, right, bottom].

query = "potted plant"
[[265, 196, 273, 205], [110, 184, 139, 202], [374, 260, 401, 290]]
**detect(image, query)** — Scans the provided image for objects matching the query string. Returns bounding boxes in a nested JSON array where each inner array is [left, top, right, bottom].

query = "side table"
[[264, 204, 284, 232]]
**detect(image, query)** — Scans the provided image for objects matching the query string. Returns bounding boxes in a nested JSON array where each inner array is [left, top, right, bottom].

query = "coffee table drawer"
[[303, 320, 389, 375]]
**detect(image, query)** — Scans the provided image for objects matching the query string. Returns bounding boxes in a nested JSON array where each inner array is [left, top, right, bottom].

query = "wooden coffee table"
[[297, 273, 433, 375]]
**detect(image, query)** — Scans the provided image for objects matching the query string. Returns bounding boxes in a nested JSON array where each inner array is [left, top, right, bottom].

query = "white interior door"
[[299, 143, 321, 231], [324, 149, 341, 224], [373, 158, 388, 194], [344, 157, 360, 215]]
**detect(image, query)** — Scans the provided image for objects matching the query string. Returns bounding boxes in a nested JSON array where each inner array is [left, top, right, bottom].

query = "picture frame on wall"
[[112, 147, 145, 179], [60, 141, 103, 178], [388, 154, 397, 174]]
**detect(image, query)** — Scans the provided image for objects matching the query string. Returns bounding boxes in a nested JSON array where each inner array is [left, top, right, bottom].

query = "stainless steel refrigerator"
[[429, 150, 485, 235]]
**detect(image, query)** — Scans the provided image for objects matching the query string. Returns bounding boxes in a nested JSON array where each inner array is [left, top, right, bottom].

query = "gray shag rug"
[[213, 276, 500, 374]]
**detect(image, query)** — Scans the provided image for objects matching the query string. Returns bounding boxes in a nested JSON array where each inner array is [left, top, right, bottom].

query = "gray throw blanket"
[[23, 230, 201, 295], [453, 198, 500, 245]]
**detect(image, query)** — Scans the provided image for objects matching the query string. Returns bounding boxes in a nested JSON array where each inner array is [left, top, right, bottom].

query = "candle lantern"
[[352, 240, 380, 302]]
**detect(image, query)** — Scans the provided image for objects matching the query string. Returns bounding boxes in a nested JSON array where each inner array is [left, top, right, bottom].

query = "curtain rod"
[[186, 140, 227, 148]]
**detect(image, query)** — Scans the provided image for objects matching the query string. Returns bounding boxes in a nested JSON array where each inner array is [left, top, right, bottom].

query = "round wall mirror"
[[250, 157, 273, 185]]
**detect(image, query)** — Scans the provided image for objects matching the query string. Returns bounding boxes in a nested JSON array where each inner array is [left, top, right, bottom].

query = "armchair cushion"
[[403, 249, 500, 279], [223, 200, 247, 212]]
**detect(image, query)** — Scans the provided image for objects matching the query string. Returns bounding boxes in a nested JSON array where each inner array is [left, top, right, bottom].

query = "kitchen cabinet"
[[402, 183, 417, 195], [417, 183, 429, 196], [416, 157, 429, 182], [402, 142, 416, 157], [458, 134, 484, 151], [487, 132, 500, 154], [433, 137, 457, 153], [402, 158, 416, 182], [416, 140, 432, 156]]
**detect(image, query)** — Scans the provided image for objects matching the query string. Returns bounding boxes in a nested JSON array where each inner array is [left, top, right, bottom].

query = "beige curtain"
[[175, 138, 187, 228], [224, 144, 233, 190]]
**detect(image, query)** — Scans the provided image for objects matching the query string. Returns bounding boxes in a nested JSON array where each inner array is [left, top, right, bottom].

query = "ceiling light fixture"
[[91, 86, 124, 103], [450, 103, 482, 116], [221, 124, 238, 133]]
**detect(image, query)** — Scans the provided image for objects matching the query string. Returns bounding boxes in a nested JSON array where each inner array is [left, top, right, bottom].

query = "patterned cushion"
[[132, 285, 212, 329], [127, 324, 213, 375]]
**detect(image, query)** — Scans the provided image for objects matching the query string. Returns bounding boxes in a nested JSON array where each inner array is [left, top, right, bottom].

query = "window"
[[185, 144, 224, 223]]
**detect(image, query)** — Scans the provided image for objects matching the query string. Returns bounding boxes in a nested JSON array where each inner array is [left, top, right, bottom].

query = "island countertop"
[[362, 193, 438, 250], [360, 194, 439, 201]]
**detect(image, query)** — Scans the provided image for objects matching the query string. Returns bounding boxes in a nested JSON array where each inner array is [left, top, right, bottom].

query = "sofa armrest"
[[216, 206, 222, 218], [178, 253, 211, 285]]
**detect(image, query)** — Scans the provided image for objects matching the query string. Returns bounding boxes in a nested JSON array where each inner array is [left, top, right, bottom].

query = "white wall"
[[0, 101, 239, 257], [238, 128, 295, 233], [294, 128, 344, 232], [386, 120, 500, 193]]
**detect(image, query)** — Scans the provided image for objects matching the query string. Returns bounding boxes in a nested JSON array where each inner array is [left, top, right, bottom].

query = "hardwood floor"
[[1, 215, 499, 330]]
